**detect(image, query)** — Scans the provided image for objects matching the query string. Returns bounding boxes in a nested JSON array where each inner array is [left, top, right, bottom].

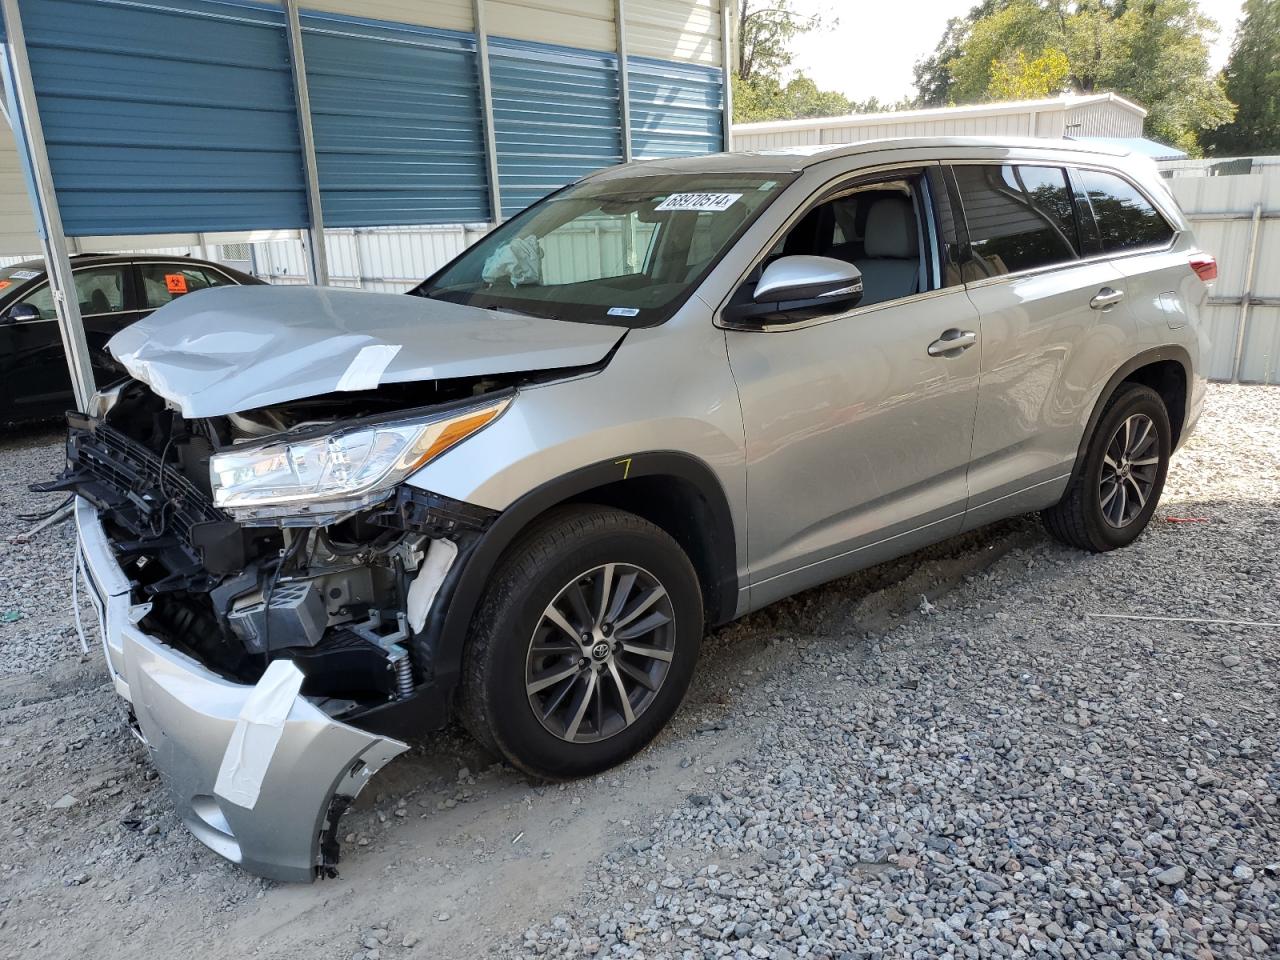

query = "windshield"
[[414, 172, 792, 326]]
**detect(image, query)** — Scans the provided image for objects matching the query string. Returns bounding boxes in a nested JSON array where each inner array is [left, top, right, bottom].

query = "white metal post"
[[0, 0, 96, 411], [473, 0, 503, 226], [615, 0, 632, 162], [282, 0, 328, 285], [1232, 202, 1263, 383], [720, 1, 734, 151]]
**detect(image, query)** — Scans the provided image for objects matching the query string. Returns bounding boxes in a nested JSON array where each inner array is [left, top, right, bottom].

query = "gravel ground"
[[0, 383, 1277, 960]]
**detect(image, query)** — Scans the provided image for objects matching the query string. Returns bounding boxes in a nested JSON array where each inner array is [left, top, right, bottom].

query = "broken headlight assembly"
[[211, 396, 510, 524]]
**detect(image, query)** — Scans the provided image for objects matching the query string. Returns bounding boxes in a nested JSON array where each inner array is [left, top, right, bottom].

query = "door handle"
[[1090, 287, 1125, 310], [927, 329, 977, 357]]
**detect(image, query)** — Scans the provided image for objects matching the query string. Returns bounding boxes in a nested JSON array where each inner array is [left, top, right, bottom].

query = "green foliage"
[[736, 0, 816, 82], [916, 0, 1235, 155], [1202, 0, 1280, 156], [732, 0, 906, 123], [914, 0, 1009, 106], [734, 74, 912, 123], [988, 47, 1072, 100]]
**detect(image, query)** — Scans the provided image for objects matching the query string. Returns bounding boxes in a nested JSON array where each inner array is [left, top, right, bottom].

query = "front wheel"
[[459, 505, 703, 780], [1042, 382, 1171, 552]]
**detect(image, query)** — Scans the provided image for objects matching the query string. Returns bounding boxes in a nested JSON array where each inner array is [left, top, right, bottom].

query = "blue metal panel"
[[20, 0, 308, 236], [301, 12, 490, 227], [488, 37, 623, 218], [628, 56, 723, 161]]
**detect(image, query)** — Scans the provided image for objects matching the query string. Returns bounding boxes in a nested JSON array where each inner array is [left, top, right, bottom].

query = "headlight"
[[210, 397, 510, 523]]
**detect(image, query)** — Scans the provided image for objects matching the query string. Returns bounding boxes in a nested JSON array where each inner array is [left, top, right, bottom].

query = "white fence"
[[1165, 159, 1280, 384]]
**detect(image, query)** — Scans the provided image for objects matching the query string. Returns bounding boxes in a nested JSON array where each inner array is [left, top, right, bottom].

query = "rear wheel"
[[1042, 382, 1171, 552], [459, 505, 703, 779]]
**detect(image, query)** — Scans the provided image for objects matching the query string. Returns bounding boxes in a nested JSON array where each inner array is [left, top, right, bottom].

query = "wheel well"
[[1121, 359, 1187, 447], [563, 475, 734, 625]]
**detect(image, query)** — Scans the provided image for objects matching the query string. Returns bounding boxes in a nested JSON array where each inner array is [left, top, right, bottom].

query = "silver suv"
[[53, 137, 1211, 880]]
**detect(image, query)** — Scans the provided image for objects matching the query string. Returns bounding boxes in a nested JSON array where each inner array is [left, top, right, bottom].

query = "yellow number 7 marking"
[[614, 457, 632, 479]]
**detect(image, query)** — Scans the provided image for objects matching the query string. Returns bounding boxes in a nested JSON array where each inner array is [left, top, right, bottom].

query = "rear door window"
[[1075, 169, 1175, 253], [951, 164, 1080, 278], [139, 263, 233, 309]]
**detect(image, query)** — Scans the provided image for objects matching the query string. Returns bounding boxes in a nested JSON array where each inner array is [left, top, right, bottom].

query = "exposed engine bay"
[[42, 376, 508, 729]]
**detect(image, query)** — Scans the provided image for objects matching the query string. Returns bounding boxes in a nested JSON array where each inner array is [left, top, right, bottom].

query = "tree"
[[732, 0, 895, 122], [913, 0, 1009, 106], [1202, 0, 1280, 156], [918, 0, 1235, 155], [988, 47, 1072, 100], [736, 0, 817, 82]]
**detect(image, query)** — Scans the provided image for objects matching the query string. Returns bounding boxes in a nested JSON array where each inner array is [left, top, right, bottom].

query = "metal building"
[[0, 0, 733, 407], [731, 93, 1154, 150]]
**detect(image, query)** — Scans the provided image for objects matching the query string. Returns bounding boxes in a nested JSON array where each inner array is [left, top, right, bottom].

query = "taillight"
[[1189, 253, 1217, 283]]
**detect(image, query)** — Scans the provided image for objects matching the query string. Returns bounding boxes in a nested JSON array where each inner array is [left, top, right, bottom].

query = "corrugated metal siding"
[[302, 0, 472, 33], [301, 13, 489, 226], [733, 99, 1151, 151], [733, 111, 1050, 150], [1168, 171, 1280, 217], [488, 0, 615, 52], [488, 37, 622, 216], [626, 0, 721, 66], [0, 117, 38, 256], [826, 112, 1037, 144], [1064, 100, 1144, 137], [628, 55, 723, 159], [21, 0, 309, 236], [1167, 169, 1280, 383]]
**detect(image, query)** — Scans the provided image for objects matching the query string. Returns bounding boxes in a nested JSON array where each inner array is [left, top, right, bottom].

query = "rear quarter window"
[[1076, 169, 1175, 253]]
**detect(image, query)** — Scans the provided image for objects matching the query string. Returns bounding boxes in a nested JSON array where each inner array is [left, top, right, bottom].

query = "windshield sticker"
[[758, 180, 778, 191], [0, 281, 10, 290], [607, 306, 640, 317], [655, 192, 743, 213], [9, 270, 39, 280], [165, 273, 188, 295]]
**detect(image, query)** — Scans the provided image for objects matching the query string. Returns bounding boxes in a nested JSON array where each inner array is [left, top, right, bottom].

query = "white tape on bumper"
[[214, 660, 306, 810], [335, 343, 401, 392]]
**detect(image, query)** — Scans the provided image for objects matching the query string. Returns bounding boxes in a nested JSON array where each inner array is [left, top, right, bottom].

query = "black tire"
[[1042, 382, 1171, 552], [459, 504, 703, 780]]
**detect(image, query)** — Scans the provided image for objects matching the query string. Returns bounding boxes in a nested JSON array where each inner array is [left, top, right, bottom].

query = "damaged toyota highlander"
[[46, 138, 1210, 881]]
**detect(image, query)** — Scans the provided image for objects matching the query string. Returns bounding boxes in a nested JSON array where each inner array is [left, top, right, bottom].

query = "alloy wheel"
[[1099, 413, 1160, 528], [525, 563, 676, 743]]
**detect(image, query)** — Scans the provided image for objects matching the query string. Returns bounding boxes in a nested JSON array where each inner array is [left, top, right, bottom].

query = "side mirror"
[[2, 302, 42, 323], [723, 255, 863, 328]]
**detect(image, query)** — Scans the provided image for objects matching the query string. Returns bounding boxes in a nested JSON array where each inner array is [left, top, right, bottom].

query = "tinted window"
[[953, 164, 1079, 277], [19, 265, 127, 319], [1077, 169, 1174, 252], [140, 263, 232, 309]]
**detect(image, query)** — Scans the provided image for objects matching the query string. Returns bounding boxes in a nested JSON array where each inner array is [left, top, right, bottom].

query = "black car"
[[0, 253, 262, 425]]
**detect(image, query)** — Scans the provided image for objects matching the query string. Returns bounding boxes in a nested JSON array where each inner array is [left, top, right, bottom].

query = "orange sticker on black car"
[[165, 273, 188, 294]]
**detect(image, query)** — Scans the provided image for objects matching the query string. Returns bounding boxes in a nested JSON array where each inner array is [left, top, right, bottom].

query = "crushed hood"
[[108, 285, 627, 417]]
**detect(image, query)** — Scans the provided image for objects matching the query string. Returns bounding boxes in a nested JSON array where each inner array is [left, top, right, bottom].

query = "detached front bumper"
[[74, 497, 408, 882]]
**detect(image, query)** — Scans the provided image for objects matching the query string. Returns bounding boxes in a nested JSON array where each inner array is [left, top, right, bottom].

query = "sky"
[[786, 0, 1246, 106]]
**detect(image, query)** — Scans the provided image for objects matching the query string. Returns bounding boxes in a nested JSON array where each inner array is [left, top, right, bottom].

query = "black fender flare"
[[350, 451, 739, 740], [436, 450, 736, 679], [1071, 345, 1193, 481]]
